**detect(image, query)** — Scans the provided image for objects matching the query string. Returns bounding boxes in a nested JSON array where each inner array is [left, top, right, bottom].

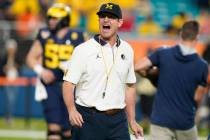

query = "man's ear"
[[118, 19, 123, 28]]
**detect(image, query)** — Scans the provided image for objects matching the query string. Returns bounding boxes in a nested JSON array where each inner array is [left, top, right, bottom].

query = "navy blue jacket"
[[149, 45, 208, 130]]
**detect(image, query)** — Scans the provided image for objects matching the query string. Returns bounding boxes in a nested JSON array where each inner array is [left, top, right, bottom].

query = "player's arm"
[[135, 57, 153, 77], [194, 64, 209, 105], [194, 85, 208, 106], [135, 57, 152, 77], [26, 40, 43, 71], [26, 40, 55, 84], [62, 81, 84, 127], [125, 83, 144, 138]]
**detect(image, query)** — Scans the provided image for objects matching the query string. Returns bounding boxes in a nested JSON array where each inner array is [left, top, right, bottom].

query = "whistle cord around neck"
[[99, 37, 119, 98]]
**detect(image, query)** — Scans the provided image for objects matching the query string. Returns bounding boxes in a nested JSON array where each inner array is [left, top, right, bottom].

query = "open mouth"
[[103, 25, 110, 30]]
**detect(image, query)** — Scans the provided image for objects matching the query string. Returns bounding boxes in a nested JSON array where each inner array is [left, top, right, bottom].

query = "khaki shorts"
[[150, 124, 198, 140]]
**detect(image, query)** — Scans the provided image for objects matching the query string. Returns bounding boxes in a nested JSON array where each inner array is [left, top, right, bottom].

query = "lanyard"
[[99, 37, 119, 98]]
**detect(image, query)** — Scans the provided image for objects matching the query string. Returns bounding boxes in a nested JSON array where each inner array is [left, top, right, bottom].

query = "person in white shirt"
[[63, 2, 143, 140]]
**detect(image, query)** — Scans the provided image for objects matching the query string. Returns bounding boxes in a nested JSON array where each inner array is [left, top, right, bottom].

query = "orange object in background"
[[16, 11, 40, 38], [128, 40, 206, 64], [0, 77, 36, 86], [0, 39, 206, 86]]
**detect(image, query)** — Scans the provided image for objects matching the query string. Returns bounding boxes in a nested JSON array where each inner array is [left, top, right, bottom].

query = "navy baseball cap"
[[97, 3, 122, 19]]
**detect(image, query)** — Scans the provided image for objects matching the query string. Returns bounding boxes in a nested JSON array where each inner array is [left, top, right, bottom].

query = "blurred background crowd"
[[0, 0, 210, 67], [0, 0, 210, 137]]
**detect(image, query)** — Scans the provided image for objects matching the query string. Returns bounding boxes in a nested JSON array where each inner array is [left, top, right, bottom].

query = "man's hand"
[[129, 120, 144, 139], [40, 69, 55, 84], [69, 108, 84, 128]]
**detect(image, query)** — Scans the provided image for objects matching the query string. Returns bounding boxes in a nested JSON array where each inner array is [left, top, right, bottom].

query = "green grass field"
[[0, 138, 43, 140], [0, 117, 46, 140], [0, 117, 46, 130], [0, 117, 209, 140]]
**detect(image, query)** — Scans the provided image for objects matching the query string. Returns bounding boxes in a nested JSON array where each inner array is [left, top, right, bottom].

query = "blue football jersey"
[[36, 27, 86, 81]]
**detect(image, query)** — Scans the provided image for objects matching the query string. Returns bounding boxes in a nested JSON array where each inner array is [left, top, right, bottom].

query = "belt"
[[77, 105, 123, 116]]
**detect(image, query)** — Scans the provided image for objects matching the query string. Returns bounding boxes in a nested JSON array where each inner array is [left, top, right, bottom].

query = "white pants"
[[150, 124, 198, 140]]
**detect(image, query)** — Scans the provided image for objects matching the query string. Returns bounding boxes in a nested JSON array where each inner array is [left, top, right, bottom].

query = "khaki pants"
[[150, 124, 198, 140]]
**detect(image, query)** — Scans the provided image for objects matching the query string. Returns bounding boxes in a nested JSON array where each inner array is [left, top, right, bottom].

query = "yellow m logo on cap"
[[105, 4, 113, 10]]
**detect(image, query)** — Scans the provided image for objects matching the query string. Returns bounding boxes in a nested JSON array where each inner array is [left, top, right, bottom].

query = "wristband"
[[33, 64, 44, 76]]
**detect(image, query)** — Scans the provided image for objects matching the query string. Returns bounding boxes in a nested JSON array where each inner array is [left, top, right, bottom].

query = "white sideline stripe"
[[0, 130, 207, 140], [0, 129, 46, 139], [0, 130, 139, 139]]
